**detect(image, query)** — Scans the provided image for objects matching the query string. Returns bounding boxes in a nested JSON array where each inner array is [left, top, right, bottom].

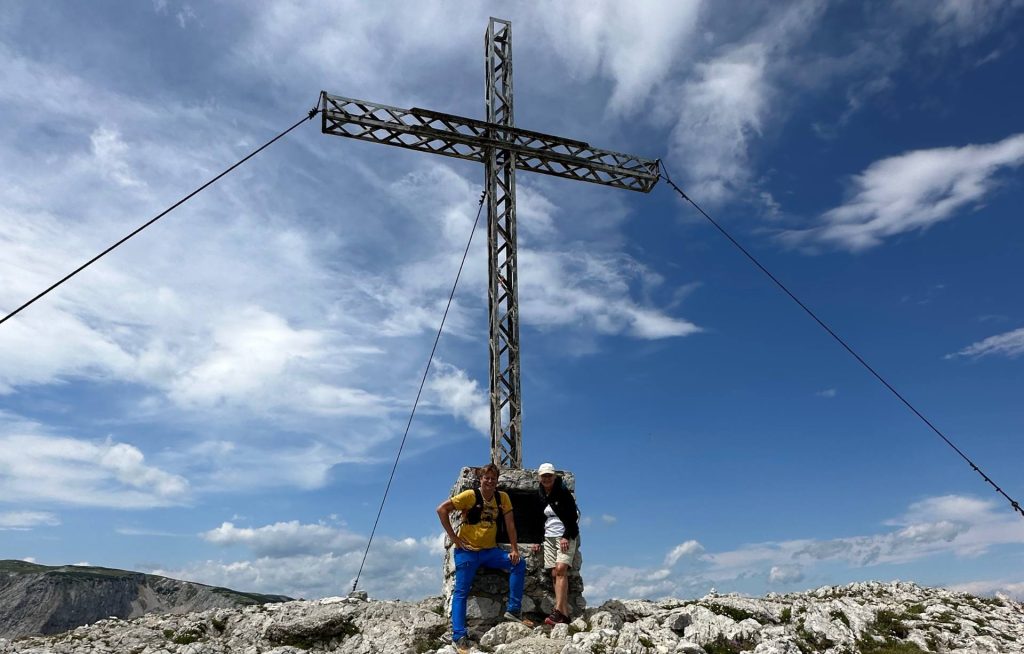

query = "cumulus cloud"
[[0, 415, 188, 508], [784, 134, 1024, 251], [585, 494, 1024, 600], [166, 518, 442, 599], [769, 564, 804, 584], [426, 362, 490, 435], [946, 327, 1024, 360], [947, 579, 1024, 602]]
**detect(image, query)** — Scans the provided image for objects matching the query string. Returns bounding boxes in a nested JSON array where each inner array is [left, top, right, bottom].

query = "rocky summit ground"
[[0, 580, 1021, 653]]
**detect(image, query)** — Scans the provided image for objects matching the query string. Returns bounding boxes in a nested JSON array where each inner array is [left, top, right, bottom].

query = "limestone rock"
[[479, 621, 533, 648], [0, 580, 1021, 653]]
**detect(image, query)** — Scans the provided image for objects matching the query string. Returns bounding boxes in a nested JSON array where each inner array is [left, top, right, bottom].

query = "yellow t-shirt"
[[452, 489, 512, 550]]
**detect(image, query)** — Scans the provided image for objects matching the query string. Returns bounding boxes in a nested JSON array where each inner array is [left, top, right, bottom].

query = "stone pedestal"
[[441, 466, 585, 633]]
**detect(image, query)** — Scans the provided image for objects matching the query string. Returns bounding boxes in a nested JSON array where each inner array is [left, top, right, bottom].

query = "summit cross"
[[320, 17, 660, 468]]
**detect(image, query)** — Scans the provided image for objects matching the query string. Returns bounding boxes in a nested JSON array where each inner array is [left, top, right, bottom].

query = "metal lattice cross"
[[321, 18, 659, 468]]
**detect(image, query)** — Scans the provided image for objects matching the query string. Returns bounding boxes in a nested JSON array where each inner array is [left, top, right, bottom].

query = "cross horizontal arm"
[[321, 92, 660, 193]]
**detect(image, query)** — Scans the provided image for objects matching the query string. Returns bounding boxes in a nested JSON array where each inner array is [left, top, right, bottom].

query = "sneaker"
[[453, 636, 473, 653], [544, 610, 570, 626], [504, 610, 536, 627]]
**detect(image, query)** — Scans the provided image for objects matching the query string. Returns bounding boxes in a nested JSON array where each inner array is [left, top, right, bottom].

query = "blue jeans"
[[451, 547, 525, 640]]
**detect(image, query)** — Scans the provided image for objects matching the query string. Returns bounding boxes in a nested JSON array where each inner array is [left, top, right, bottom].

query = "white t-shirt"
[[544, 504, 565, 537]]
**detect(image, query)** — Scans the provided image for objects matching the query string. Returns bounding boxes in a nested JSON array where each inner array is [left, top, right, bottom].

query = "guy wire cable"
[[0, 101, 323, 329], [658, 162, 1022, 519], [351, 189, 488, 593]]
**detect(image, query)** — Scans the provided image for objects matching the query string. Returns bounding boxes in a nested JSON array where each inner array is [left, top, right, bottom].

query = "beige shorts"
[[543, 536, 578, 569]]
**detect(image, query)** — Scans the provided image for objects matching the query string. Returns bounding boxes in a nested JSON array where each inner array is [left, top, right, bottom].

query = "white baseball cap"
[[537, 462, 556, 476]]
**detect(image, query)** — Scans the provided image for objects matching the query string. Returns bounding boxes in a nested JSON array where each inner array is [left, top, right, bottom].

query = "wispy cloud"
[[201, 521, 365, 558], [0, 511, 60, 530], [783, 134, 1024, 251], [946, 327, 1024, 360], [665, 2, 824, 204], [816, 388, 837, 398], [665, 540, 704, 567]]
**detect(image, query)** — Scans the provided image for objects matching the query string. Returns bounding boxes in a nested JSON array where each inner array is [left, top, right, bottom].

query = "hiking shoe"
[[504, 610, 535, 627], [453, 636, 474, 653], [544, 610, 570, 626]]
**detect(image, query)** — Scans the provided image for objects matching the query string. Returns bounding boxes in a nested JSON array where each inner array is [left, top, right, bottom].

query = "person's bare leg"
[[553, 563, 569, 617]]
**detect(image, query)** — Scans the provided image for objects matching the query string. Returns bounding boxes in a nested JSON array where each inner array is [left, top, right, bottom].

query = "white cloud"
[[668, 45, 770, 203], [662, 1, 823, 203], [928, 0, 1024, 45], [0, 511, 60, 530], [946, 327, 1024, 360], [665, 539, 705, 566], [816, 388, 837, 398], [586, 494, 1024, 600], [769, 564, 804, 584], [0, 415, 188, 508], [519, 249, 700, 340], [946, 579, 1024, 602], [785, 134, 1024, 251], [116, 526, 183, 537], [169, 518, 442, 599], [426, 362, 489, 435], [601, 514, 619, 525], [201, 521, 365, 558], [537, 0, 703, 115], [90, 127, 143, 188]]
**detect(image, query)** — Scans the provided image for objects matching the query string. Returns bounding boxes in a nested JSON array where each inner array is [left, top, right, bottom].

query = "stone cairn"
[[441, 466, 585, 634]]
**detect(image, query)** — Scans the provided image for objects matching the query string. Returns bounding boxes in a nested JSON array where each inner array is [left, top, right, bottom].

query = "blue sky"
[[1, 1, 1022, 603]]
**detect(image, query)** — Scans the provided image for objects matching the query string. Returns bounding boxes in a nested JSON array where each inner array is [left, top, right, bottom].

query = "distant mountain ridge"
[[0, 560, 290, 639]]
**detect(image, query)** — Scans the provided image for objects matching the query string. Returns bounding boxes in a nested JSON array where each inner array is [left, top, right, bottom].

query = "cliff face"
[[0, 579, 1022, 653], [0, 560, 290, 639]]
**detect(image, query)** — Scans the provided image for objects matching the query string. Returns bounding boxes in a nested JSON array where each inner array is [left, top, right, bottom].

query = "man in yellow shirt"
[[436, 463, 526, 652]]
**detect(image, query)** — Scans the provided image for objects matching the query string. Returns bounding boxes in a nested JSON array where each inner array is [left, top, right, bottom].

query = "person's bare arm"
[[503, 510, 521, 565], [436, 499, 475, 551]]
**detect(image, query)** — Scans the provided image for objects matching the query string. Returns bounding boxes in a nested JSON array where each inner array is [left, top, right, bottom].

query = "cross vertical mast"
[[485, 18, 522, 468]]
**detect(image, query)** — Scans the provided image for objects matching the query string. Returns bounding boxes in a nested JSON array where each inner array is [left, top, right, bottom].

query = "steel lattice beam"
[[320, 95, 660, 193], [484, 18, 521, 468], [321, 17, 659, 469]]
